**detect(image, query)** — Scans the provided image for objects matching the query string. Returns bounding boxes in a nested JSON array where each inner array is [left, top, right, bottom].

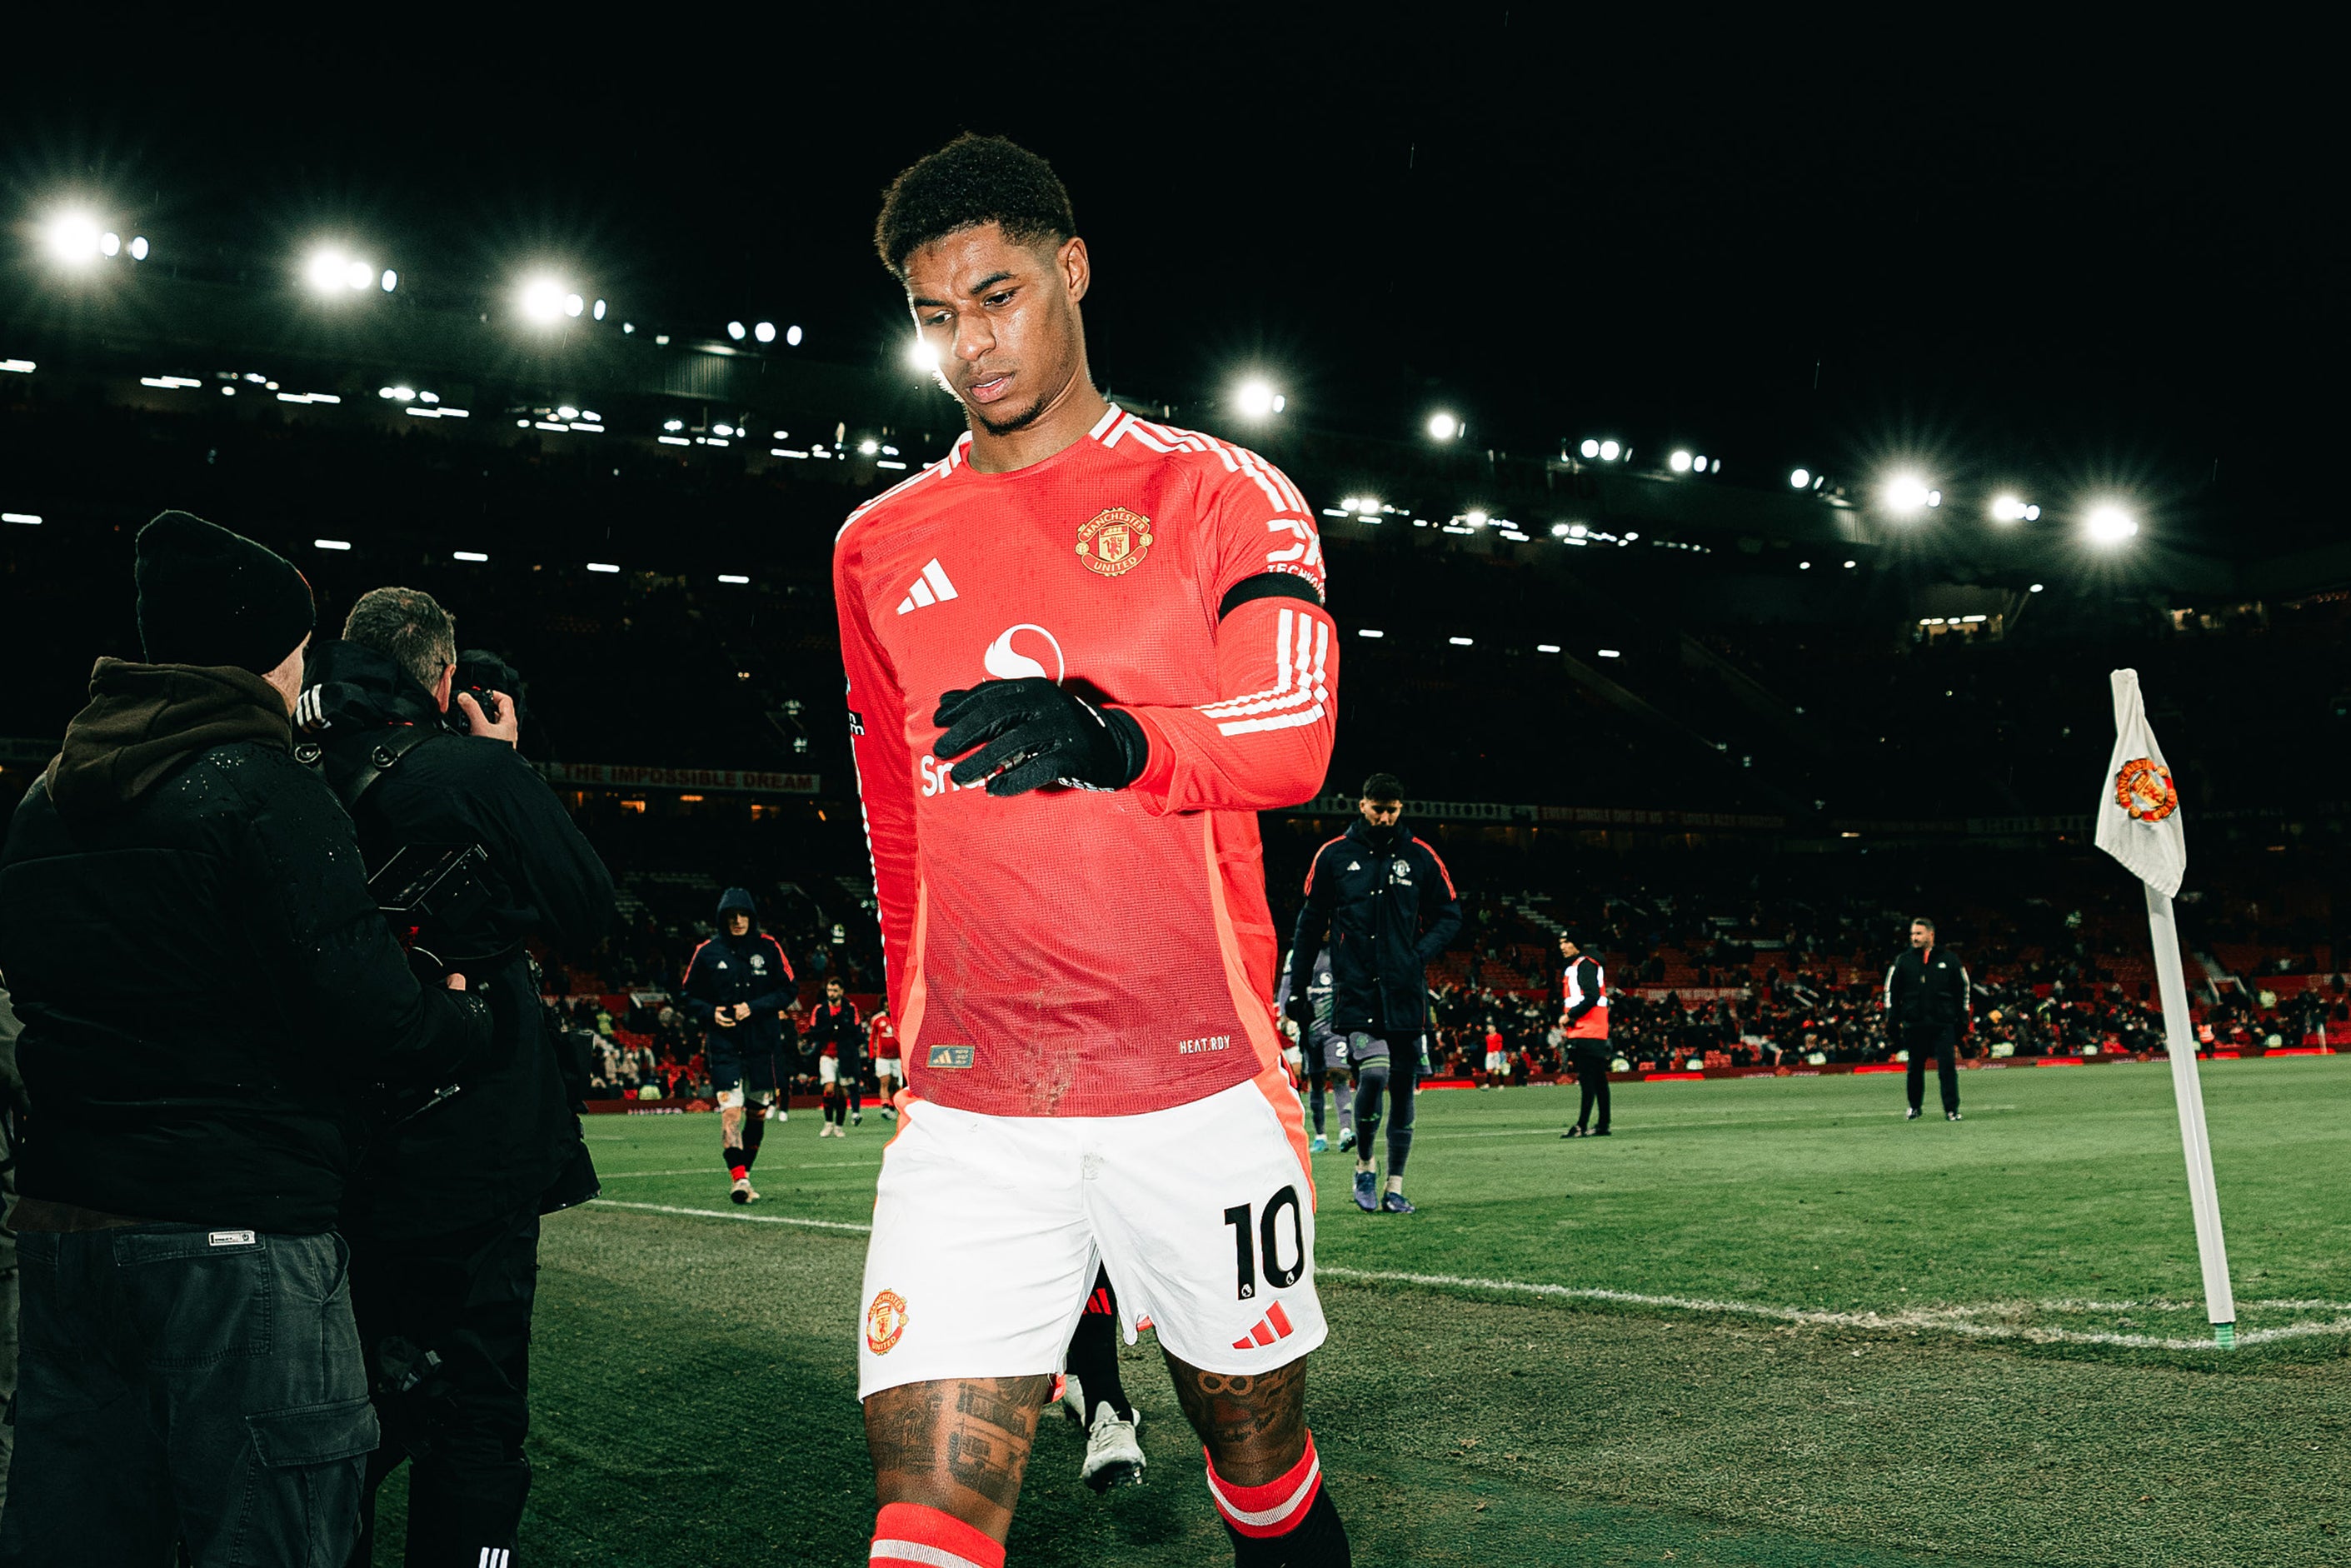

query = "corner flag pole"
[[2143, 883, 2238, 1346], [2097, 668, 2236, 1347]]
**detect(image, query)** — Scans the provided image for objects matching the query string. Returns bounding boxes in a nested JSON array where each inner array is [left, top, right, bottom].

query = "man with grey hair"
[[301, 585, 615, 1566]]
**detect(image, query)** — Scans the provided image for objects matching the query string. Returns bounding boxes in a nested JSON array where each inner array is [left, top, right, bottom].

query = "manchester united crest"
[[2114, 757, 2179, 823], [1076, 506, 1153, 577], [866, 1288, 910, 1355]]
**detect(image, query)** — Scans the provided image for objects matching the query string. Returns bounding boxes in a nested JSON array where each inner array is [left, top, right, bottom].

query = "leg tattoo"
[[1163, 1351, 1308, 1486], [866, 1376, 1052, 1543]]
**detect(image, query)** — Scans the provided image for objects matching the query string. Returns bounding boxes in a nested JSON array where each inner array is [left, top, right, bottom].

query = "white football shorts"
[[818, 1056, 840, 1086], [1484, 1050, 1509, 1073], [856, 1070, 1325, 1400], [873, 1056, 903, 1082]]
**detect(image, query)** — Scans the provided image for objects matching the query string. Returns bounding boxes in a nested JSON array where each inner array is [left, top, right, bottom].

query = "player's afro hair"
[[874, 133, 1077, 279]]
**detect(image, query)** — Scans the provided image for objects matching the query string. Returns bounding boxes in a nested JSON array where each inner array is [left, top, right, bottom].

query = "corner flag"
[[2095, 669, 2236, 1346]]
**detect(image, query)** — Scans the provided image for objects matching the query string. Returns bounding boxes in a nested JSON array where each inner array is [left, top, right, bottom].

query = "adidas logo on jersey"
[[896, 558, 959, 615], [1230, 1300, 1298, 1351]]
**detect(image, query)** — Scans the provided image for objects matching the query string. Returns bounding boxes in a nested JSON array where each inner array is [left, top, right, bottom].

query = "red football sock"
[[729, 1164, 748, 1182], [1203, 1431, 1324, 1539], [869, 1502, 1005, 1568]]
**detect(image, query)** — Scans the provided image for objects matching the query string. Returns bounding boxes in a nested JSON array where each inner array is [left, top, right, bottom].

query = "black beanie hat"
[[134, 511, 316, 674]]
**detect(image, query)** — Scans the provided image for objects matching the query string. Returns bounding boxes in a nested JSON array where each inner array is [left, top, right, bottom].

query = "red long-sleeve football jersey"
[[834, 406, 1338, 1117]]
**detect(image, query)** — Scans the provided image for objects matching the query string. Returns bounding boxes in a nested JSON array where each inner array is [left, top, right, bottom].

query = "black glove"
[[1284, 989, 1316, 1028], [932, 678, 1148, 796]]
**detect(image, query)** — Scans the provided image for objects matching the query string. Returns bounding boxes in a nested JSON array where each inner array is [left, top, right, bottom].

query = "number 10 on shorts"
[[1223, 1185, 1306, 1301]]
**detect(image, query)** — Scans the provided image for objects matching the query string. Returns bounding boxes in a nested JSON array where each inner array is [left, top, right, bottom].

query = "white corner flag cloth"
[[2094, 669, 2187, 898]]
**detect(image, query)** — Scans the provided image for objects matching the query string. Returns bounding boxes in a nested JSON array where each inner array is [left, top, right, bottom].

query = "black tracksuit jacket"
[[302, 640, 617, 1236], [0, 660, 492, 1234], [681, 889, 798, 1059], [1285, 816, 1464, 1037], [1884, 946, 1973, 1034]]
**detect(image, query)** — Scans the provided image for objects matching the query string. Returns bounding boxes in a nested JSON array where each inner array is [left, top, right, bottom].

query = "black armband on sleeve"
[[1218, 572, 1324, 619]]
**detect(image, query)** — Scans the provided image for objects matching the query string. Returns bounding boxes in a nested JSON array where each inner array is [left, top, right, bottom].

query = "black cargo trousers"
[[0, 1225, 377, 1566], [346, 1204, 540, 1568]]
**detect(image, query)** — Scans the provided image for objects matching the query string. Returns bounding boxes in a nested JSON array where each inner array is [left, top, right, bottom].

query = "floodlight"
[[1537, 643, 1561, 653], [587, 562, 620, 574], [1580, 439, 1600, 459], [726, 321, 746, 341], [380, 269, 397, 292], [1670, 450, 1693, 472], [785, 324, 803, 346], [592, 298, 606, 320], [1235, 379, 1279, 418], [128, 236, 149, 261], [753, 320, 776, 343], [305, 247, 348, 293], [1989, 495, 2028, 522], [101, 232, 120, 257], [1550, 522, 1570, 537], [1926, 489, 1942, 508], [1598, 440, 1620, 462], [1465, 509, 1488, 527], [1799, 561, 1812, 570], [2085, 505, 2138, 543], [1427, 412, 1460, 440], [558, 406, 580, 421], [520, 277, 567, 322], [1355, 497, 1381, 515], [1843, 559, 1857, 568], [1449, 637, 1474, 647], [908, 337, 941, 371], [1358, 628, 1385, 638], [2024, 504, 2040, 521], [1789, 468, 1811, 489], [1597, 649, 1621, 659], [46, 212, 102, 266], [2029, 582, 2045, 592], [1883, 476, 1932, 514], [1273, 394, 1287, 412], [1694, 456, 1710, 472], [344, 259, 372, 290], [1570, 522, 1587, 537], [860, 438, 880, 455], [563, 293, 584, 318]]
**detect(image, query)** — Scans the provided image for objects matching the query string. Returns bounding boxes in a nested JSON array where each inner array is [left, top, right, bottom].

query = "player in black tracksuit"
[[1284, 774, 1462, 1216], [1884, 916, 1971, 1121], [681, 888, 796, 1200], [805, 978, 866, 1133]]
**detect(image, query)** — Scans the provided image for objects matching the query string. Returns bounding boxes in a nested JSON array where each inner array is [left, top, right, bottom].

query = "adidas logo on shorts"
[[1230, 1300, 1298, 1351]]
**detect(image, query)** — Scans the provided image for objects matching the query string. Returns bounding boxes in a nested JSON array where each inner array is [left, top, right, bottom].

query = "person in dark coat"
[[0, 513, 492, 1568], [1284, 773, 1462, 1216], [680, 887, 796, 1199], [299, 584, 617, 1568], [1883, 916, 1972, 1121]]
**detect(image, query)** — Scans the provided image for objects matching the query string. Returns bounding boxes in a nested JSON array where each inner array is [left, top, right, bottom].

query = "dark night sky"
[[5, 15, 2334, 548]]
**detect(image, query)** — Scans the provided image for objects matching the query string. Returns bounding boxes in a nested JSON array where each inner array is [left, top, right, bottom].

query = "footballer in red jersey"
[[845, 137, 1350, 1568], [868, 1002, 902, 1119]]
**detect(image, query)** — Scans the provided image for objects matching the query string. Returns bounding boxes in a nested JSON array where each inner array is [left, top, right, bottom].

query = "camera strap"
[[307, 724, 447, 816]]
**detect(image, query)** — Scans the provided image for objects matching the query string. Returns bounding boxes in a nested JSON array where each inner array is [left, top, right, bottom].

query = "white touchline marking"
[[589, 1199, 872, 1233], [1415, 1107, 2024, 1140], [578, 1203, 2349, 1351], [596, 1161, 880, 1179], [1314, 1266, 2351, 1350]]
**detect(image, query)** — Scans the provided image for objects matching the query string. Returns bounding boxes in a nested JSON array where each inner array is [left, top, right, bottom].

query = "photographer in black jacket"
[[1284, 773, 1462, 1217], [1883, 916, 1971, 1122], [300, 587, 616, 1567], [0, 514, 492, 1567]]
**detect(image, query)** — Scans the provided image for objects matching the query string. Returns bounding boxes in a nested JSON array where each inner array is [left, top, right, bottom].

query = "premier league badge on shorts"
[[866, 1289, 910, 1355], [1076, 506, 1153, 578]]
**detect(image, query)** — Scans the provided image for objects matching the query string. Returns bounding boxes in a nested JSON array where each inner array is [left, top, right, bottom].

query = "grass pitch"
[[374, 1058, 2351, 1566]]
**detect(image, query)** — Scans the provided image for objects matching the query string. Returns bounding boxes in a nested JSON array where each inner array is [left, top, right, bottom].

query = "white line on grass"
[[1314, 1266, 2351, 1351], [578, 1203, 2349, 1351], [597, 1161, 878, 1178], [589, 1198, 873, 1233]]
